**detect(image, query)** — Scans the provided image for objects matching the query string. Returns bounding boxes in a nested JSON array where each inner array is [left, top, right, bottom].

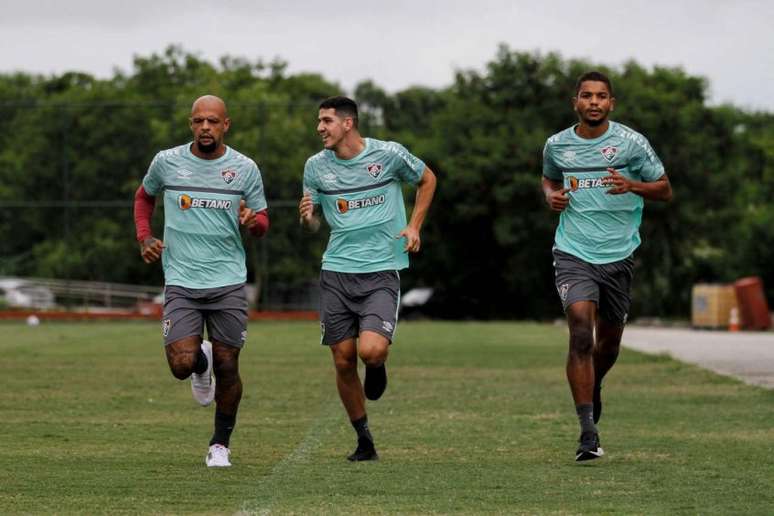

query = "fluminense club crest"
[[221, 169, 237, 184], [366, 163, 383, 179], [600, 146, 617, 162]]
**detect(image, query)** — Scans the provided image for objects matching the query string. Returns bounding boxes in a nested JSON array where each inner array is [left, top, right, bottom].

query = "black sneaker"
[[347, 437, 379, 462], [575, 431, 605, 462], [364, 364, 387, 401], [593, 382, 602, 424]]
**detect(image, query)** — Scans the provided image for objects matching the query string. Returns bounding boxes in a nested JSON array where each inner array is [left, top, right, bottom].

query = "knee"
[[213, 358, 239, 383], [168, 357, 194, 380], [569, 326, 594, 357], [333, 354, 358, 375], [359, 345, 388, 368]]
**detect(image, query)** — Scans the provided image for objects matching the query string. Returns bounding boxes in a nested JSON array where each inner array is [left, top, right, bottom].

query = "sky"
[[1, 0, 773, 111]]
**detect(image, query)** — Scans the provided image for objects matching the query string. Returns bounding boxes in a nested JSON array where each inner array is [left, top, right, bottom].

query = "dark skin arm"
[[604, 168, 673, 201], [542, 170, 673, 212], [542, 177, 570, 212]]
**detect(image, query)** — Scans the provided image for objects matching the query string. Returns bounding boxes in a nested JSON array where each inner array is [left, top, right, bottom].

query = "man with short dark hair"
[[134, 95, 269, 467], [542, 72, 672, 461], [299, 95, 436, 461]]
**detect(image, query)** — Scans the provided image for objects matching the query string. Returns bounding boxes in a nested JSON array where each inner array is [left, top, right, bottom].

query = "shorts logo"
[[382, 320, 394, 333], [559, 283, 570, 302], [221, 169, 237, 184], [622, 313, 628, 324], [241, 330, 247, 342], [366, 163, 383, 178], [320, 322, 326, 336], [336, 194, 386, 214], [178, 194, 232, 210], [162, 319, 171, 337], [600, 146, 617, 162]]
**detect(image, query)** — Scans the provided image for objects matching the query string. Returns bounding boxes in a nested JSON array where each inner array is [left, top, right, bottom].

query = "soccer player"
[[133, 95, 269, 467], [541, 72, 672, 461], [299, 96, 436, 461]]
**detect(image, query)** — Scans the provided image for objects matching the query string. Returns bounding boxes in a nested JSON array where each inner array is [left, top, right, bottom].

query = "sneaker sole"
[[575, 447, 605, 462]]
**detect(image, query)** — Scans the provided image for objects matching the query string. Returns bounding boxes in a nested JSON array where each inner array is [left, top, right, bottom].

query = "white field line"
[[235, 399, 340, 516]]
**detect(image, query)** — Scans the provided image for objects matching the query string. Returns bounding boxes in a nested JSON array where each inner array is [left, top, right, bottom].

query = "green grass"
[[1, 321, 772, 515]]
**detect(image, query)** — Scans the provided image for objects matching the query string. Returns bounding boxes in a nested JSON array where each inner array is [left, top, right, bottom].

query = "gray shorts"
[[553, 249, 634, 324], [319, 270, 400, 346], [161, 283, 248, 348]]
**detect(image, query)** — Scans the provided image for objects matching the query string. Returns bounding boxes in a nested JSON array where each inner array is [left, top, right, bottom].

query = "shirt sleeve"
[[391, 143, 426, 185], [630, 134, 665, 182], [302, 160, 320, 204], [243, 161, 268, 211], [141, 152, 165, 195], [542, 140, 563, 181]]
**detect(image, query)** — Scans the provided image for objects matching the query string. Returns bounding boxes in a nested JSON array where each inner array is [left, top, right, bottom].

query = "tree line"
[[1, 45, 772, 318]]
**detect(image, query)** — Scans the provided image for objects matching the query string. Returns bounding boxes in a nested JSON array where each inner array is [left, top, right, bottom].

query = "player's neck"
[[190, 142, 227, 160], [575, 120, 610, 140], [333, 134, 365, 160]]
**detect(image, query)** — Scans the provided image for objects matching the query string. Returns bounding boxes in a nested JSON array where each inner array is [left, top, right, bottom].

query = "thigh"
[[358, 271, 400, 343], [162, 286, 205, 346], [553, 250, 600, 312], [204, 284, 249, 349], [320, 271, 358, 346], [597, 256, 634, 324]]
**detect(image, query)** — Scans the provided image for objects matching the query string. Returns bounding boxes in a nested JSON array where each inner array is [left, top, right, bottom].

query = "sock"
[[193, 348, 208, 375], [209, 411, 236, 447], [576, 403, 596, 434], [351, 415, 374, 447]]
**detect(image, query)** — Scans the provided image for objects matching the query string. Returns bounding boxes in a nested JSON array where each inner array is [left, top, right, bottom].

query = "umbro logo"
[[177, 169, 193, 179]]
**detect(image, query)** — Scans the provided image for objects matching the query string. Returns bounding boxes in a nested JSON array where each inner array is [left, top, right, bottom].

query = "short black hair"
[[575, 71, 614, 97], [319, 96, 359, 127]]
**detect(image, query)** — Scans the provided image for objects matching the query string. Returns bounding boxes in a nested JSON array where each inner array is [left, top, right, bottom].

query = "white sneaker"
[[191, 340, 215, 406], [205, 444, 232, 467]]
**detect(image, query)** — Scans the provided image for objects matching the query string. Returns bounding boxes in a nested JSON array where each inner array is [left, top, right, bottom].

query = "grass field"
[[1, 321, 772, 515]]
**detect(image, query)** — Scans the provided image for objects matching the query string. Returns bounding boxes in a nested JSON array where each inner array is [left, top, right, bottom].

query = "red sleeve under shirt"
[[134, 185, 155, 242]]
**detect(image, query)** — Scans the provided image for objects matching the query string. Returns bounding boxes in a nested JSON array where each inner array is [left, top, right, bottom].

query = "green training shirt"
[[303, 138, 426, 273], [543, 121, 665, 264], [142, 143, 267, 288]]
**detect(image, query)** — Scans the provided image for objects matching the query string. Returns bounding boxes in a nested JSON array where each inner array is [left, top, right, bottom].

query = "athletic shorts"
[[319, 270, 400, 346], [161, 283, 248, 348], [553, 249, 634, 324]]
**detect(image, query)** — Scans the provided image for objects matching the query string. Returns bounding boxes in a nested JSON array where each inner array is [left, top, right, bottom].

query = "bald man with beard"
[[134, 95, 270, 467]]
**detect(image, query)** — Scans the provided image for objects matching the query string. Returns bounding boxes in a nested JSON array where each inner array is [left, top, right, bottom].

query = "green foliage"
[[0, 45, 772, 316]]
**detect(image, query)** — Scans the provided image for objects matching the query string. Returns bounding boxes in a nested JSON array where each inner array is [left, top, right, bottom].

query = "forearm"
[[133, 185, 155, 241], [249, 209, 270, 238], [301, 213, 321, 233], [408, 168, 437, 230], [630, 176, 672, 202], [542, 177, 563, 203]]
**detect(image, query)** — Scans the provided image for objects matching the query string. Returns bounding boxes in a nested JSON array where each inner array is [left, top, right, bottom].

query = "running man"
[[542, 72, 672, 461], [133, 95, 269, 467], [299, 96, 436, 461]]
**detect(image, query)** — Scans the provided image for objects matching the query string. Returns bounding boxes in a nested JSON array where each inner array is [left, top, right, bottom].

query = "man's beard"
[[584, 115, 606, 127], [196, 139, 217, 154]]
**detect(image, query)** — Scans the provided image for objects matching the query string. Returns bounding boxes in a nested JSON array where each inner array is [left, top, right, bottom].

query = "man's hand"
[[604, 168, 632, 195], [397, 226, 421, 253], [298, 193, 320, 232], [140, 237, 164, 264], [547, 187, 571, 212], [299, 193, 314, 223], [239, 200, 256, 227]]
